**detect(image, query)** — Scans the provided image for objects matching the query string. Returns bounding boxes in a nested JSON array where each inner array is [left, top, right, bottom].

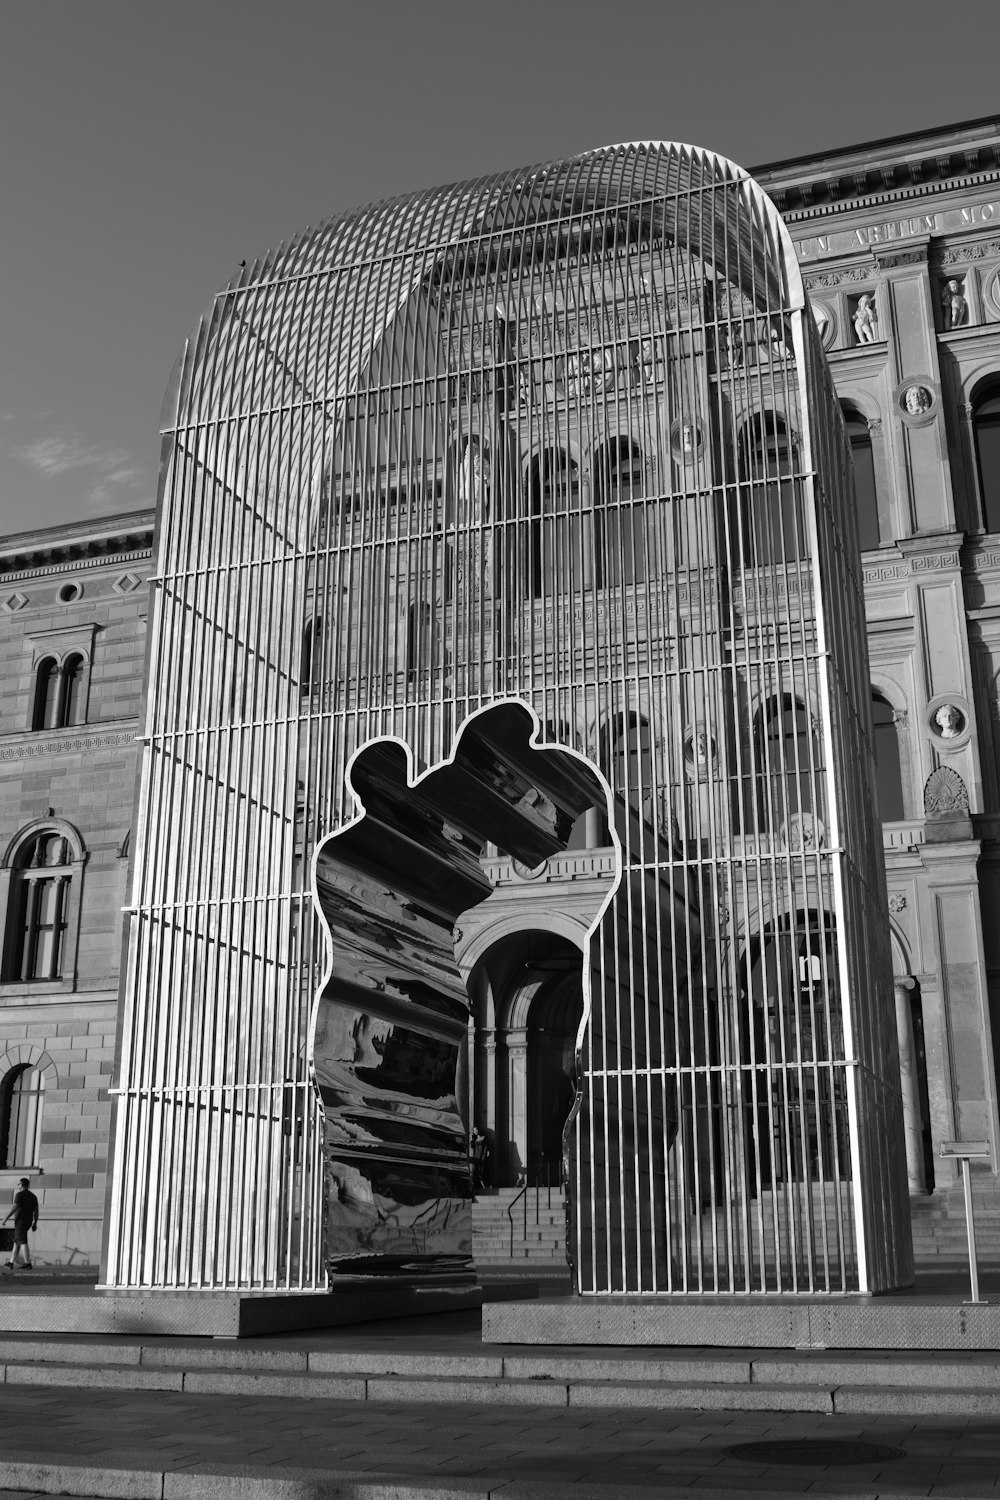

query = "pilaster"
[[918, 838, 999, 1176]]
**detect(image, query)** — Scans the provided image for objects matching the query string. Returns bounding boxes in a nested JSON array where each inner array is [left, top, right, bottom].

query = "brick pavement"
[[1, 1380, 1000, 1498]]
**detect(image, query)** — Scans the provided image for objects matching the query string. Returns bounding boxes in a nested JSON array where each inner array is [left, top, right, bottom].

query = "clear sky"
[[2, 0, 997, 535]]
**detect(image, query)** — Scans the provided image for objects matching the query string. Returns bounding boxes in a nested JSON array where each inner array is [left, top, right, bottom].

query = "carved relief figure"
[[904, 384, 932, 416], [853, 294, 878, 344], [932, 702, 965, 739], [923, 766, 970, 818], [941, 278, 968, 330], [784, 812, 824, 851], [457, 435, 485, 510], [694, 729, 714, 770]]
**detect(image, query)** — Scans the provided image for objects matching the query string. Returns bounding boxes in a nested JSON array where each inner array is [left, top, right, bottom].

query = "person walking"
[[3, 1177, 39, 1270]]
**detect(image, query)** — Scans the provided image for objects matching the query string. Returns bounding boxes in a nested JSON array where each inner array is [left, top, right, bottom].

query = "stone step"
[[2, 1337, 1000, 1416]]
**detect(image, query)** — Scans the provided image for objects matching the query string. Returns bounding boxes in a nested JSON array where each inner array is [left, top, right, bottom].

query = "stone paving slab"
[[0, 1381, 999, 1498]]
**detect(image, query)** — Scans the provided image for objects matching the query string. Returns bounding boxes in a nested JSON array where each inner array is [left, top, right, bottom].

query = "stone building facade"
[[2, 116, 1000, 1269], [0, 512, 153, 1263], [755, 116, 1000, 1225]]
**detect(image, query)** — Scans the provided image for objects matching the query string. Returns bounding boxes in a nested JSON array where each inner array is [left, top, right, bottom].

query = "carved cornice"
[[755, 122, 1000, 221], [0, 541, 153, 582], [780, 170, 1000, 222], [897, 534, 963, 572]]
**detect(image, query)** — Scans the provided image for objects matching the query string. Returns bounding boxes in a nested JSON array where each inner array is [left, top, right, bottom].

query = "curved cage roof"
[[163, 142, 802, 437]]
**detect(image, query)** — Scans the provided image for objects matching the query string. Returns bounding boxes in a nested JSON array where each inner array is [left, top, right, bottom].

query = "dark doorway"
[[526, 951, 583, 1183]]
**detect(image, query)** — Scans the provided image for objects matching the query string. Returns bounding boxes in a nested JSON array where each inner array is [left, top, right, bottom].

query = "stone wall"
[[0, 513, 152, 1263]]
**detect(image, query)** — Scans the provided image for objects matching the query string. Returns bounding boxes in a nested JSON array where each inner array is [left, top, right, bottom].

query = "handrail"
[[507, 1182, 527, 1258], [506, 1159, 563, 1256], [941, 1139, 992, 1303]]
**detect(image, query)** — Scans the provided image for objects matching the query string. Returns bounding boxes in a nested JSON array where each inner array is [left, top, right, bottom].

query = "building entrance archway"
[[464, 928, 590, 1188], [524, 946, 583, 1183]]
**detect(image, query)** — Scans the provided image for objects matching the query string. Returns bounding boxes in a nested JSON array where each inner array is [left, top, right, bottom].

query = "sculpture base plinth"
[[0, 1276, 482, 1339], [482, 1293, 1000, 1351]]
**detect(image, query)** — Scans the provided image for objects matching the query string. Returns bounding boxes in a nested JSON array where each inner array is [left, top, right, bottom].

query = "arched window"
[[593, 439, 646, 587], [0, 1065, 45, 1168], [406, 602, 433, 683], [738, 413, 806, 566], [526, 449, 579, 599], [742, 910, 847, 1185], [872, 693, 904, 821], [3, 832, 73, 982], [755, 695, 819, 828], [300, 619, 321, 696], [31, 655, 86, 731], [973, 384, 1000, 533], [842, 407, 879, 551], [62, 654, 85, 726], [610, 713, 653, 813], [32, 659, 60, 730], [603, 713, 657, 858]]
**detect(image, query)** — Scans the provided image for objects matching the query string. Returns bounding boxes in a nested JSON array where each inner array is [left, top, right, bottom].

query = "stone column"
[[464, 1015, 475, 1130], [893, 976, 927, 1194], [506, 1028, 528, 1183], [481, 1029, 497, 1135]]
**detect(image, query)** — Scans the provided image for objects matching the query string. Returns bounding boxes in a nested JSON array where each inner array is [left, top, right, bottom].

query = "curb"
[[0, 1458, 998, 1500]]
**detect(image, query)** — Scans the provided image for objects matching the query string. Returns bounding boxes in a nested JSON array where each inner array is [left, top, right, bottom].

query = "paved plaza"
[[0, 1302, 999, 1499], [1, 1378, 1000, 1499]]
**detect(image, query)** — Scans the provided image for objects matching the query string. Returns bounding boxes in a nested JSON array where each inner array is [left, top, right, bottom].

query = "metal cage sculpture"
[[105, 143, 912, 1296]]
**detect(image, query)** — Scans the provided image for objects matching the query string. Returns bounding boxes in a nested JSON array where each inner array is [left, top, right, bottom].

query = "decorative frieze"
[[874, 248, 928, 270], [0, 729, 137, 762], [863, 564, 908, 584], [938, 239, 1000, 263], [909, 550, 960, 571], [804, 266, 874, 289]]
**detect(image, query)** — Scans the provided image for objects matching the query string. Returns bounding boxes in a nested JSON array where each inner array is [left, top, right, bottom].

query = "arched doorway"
[[526, 951, 583, 1184], [741, 908, 847, 1191], [464, 927, 591, 1188]]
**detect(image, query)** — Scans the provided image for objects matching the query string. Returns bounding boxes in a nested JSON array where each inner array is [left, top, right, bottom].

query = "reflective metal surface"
[[106, 143, 911, 1295], [314, 703, 611, 1274]]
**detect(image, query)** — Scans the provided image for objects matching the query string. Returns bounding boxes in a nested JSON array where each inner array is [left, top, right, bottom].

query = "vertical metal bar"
[[961, 1157, 981, 1304]]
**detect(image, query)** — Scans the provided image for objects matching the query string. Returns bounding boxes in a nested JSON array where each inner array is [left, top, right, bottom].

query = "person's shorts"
[[12, 1228, 28, 1246]]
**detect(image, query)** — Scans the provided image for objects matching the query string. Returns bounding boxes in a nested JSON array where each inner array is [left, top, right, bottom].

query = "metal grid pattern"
[[104, 143, 911, 1294]]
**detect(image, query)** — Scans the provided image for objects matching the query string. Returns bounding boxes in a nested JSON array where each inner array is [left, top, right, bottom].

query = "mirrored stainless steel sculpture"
[[105, 143, 912, 1297]]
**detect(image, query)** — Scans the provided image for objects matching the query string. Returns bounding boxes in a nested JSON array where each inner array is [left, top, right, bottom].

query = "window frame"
[[592, 438, 647, 589], [736, 410, 807, 568], [840, 404, 881, 552], [0, 821, 87, 995], [0, 1063, 46, 1169], [26, 626, 95, 732]]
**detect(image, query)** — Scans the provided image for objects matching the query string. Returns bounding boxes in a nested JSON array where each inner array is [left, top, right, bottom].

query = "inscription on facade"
[[796, 201, 1000, 259]]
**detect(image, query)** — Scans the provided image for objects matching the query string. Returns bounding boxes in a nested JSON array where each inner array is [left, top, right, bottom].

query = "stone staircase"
[[910, 1183, 1000, 1270], [472, 1187, 568, 1269], [1, 1327, 1000, 1417], [473, 1182, 1000, 1277]]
